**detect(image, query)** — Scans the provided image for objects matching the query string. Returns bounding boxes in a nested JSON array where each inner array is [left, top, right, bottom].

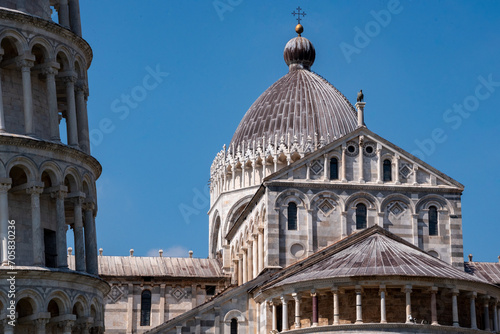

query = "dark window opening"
[[142, 276, 152, 282], [356, 203, 367, 229], [383, 159, 392, 181], [230, 318, 238, 334], [140, 290, 152, 326], [429, 206, 438, 236], [347, 145, 356, 153], [276, 305, 283, 332], [287, 202, 297, 230], [329, 158, 338, 180], [44, 229, 57, 268], [205, 285, 216, 296]]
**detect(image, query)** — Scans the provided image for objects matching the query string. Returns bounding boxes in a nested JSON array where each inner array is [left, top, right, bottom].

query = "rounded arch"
[[81, 174, 94, 198], [72, 294, 90, 318], [6, 156, 38, 182], [63, 167, 82, 193], [344, 192, 378, 212], [90, 297, 103, 322], [0, 29, 28, 56], [39, 161, 63, 186], [415, 194, 451, 214], [224, 195, 254, 236], [211, 211, 221, 255], [380, 193, 415, 215], [223, 309, 246, 323], [275, 189, 310, 210], [0, 290, 8, 310], [55, 47, 73, 72], [74, 55, 86, 79], [310, 191, 344, 211], [16, 289, 43, 314], [29, 36, 54, 63], [45, 290, 71, 315]]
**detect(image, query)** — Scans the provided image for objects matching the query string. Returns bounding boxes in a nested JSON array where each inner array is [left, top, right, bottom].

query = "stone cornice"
[[265, 180, 463, 194], [0, 9, 93, 66], [0, 134, 102, 178]]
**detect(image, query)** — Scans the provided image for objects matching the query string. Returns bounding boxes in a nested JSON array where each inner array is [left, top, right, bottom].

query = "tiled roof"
[[229, 68, 358, 151], [465, 261, 500, 285], [68, 255, 226, 278], [261, 226, 488, 291]]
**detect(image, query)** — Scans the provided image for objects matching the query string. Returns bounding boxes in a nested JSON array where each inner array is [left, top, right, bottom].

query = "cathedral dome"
[[229, 27, 357, 152]]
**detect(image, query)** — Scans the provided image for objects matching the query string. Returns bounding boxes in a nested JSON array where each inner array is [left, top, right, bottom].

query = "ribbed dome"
[[229, 48, 358, 151]]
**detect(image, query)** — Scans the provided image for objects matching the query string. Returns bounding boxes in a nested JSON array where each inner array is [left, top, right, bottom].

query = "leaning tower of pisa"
[[0, 1, 108, 333]]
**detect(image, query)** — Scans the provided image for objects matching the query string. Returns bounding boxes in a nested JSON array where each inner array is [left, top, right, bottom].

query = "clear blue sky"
[[77, 1, 500, 262]]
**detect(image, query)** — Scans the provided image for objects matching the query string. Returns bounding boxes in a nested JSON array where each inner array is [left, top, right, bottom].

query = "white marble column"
[[175, 325, 182, 334], [376, 147, 382, 183], [242, 247, 248, 283], [27, 185, 44, 265], [311, 290, 318, 327], [355, 286, 363, 324], [241, 164, 245, 188], [63, 75, 79, 147], [252, 234, 258, 278], [159, 284, 166, 324], [232, 259, 238, 285], [73, 197, 86, 271], [58, 0, 70, 28], [281, 295, 289, 331], [271, 301, 277, 333], [75, 82, 90, 153], [237, 255, 243, 285], [323, 154, 328, 181], [2, 318, 14, 334], [247, 241, 253, 281], [380, 285, 387, 324], [0, 181, 11, 265], [83, 202, 98, 275], [68, 0, 82, 36], [431, 287, 438, 325], [251, 159, 256, 186], [492, 299, 498, 332], [292, 292, 301, 328], [258, 227, 264, 272], [341, 146, 347, 182], [470, 292, 477, 329], [483, 296, 491, 331], [231, 163, 236, 190], [395, 155, 401, 184], [404, 285, 412, 324], [452, 289, 460, 327], [51, 188, 68, 268], [17, 58, 35, 135], [332, 287, 340, 325], [341, 212, 347, 238], [358, 139, 364, 183], [42, 64, 60, 140]]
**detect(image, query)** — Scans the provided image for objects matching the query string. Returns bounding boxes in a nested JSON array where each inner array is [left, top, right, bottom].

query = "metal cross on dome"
[[292, 6, 306, 24]]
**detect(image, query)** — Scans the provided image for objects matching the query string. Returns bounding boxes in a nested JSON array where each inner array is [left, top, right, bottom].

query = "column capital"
[[26, 185, 44, 195], [0, 180, 12, 193], [33, 318, 49, 330], [58, 319, 75, 332], [83, 201, 95, 212], [280, 295, 290, 303], [310, 289, 316, 297], [60, 72, 78, 84], [50, 186, 68, 200], [41, 62, 60, 76], [75, 80, 89, 94], [292, 292, 301, 301], [331, 286, 339, 293], [451, 288, 460, 296], [16, 56, 35, 70], [355, 285, 363, 293], [258, 226, 264, 233], [429, 286, 438, 294], [402, 285, 412, 293], [468, 291, 477, 299]]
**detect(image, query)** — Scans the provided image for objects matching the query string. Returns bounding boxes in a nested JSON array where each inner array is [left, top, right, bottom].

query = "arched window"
[[287, 202, 297, 230], [330, 158, 339, 180], [356, 203, 367, 229], [230, 318, 238, 334], [383, 159, 392, 181], [140, 290, 151, 326], [429, 206, 438, 236]]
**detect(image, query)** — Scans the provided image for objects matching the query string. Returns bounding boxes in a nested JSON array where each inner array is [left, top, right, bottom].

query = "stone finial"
[[159, 249, 163, 257], [68, 247, 73, 256], [468, 254, 473, 262], [99, 248, 103, 256], [498, 255, 500, 263], [189, 250, 193, 258], [130, 249, 134, 257]]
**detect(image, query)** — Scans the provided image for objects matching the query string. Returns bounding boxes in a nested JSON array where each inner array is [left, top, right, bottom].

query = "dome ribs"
[[229, 69, 358, 154]]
